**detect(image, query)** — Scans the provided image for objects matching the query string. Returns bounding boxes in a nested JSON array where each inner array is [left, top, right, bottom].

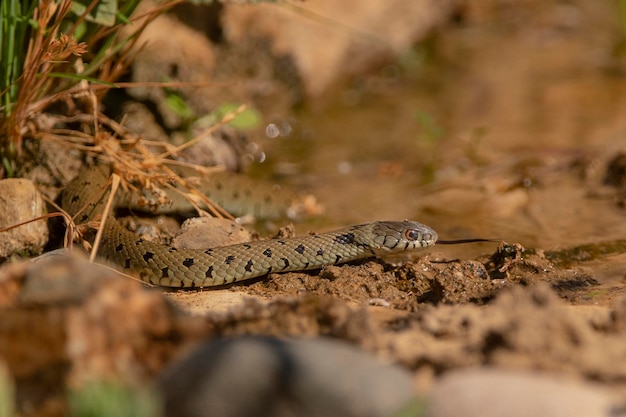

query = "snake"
[[61, 164, 438, 288]]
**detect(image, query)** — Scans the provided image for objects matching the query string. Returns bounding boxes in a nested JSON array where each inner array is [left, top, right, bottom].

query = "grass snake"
[[62, 164, 438, 288]]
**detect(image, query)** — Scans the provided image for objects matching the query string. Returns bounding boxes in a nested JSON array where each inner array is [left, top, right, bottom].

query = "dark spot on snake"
[[267, 266, 273, 274], [304, 262, 309, 269], [204, 248, 213, 256], [206, 266, 214, 278], [135, 238, 144, 245], [161, 267, 169, 278], [335, 233, 355, 245], [143, 251, 155, 262], [168, 247, 177, 252], [264, 195, 272, 203], [317, 249, 324, 257], [190, 280, 196, 288], [278, 240, 287, 245], [334, 255, 342, 264], [245, 260, 254, 272], [124, 258, 131, 269], [71, 195, 79, 203], [215, 182, 223, 190], [243, 243, 252, 250], [280, 257, 290, 269], [232, 191, 239, 199], [79, 214, 89, 223], [115, 243, 124, 252], [183, 258, 194, 267], [294, 244, 305, 254], [263, 248, 272, 257], [225, 255, 235, 265]]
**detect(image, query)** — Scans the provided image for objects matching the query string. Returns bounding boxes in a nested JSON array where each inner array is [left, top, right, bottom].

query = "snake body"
[[62, 165, 438, 288]]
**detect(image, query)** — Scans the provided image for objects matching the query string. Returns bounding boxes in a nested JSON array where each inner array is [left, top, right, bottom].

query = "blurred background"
[[2, 3, 626, 414], [123, 0, 626, 258]]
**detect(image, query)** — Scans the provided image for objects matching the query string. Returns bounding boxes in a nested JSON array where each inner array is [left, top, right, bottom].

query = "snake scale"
[[62, 164, 438, 288]]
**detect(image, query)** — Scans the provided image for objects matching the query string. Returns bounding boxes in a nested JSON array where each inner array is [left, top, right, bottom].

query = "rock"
[[130, 0, 460, 118], [223, 0, 460, 97], [0, 253, 205, 415], [176, 126, 248, 173], [171, 217, 251, 249], [0, 178, 48, 258], [158, 336, 416, 417], [427, 368, 624, 417]]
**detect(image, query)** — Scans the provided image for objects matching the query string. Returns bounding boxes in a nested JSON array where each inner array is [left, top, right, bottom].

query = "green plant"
[[0, 0, 37, 175], [68, 380, 160, 417], [0, 0, 36, 114], [0, 364, 14, 417], [617, 0, 626, 38]]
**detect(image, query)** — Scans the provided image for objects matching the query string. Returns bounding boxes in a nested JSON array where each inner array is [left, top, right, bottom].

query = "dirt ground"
[[1, 0, 626, 415]]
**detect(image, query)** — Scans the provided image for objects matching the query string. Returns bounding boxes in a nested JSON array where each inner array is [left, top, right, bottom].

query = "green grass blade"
[[47, 72, 119, 87]]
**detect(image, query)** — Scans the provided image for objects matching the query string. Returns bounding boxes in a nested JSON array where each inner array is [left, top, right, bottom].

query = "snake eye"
[[405, 229, 422, 241]]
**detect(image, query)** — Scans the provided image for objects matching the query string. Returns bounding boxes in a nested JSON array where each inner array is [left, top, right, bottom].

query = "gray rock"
[[0, 178, 48, 258], [158, 336, 415, 417], [427, 368, 625, 417]]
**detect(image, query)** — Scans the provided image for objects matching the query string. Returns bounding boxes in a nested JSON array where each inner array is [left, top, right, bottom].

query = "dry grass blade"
[[0, 212, 72, 251], [33, 98, 247, 223], [157, 104, 248, 159], [89, 173, 119, 263]]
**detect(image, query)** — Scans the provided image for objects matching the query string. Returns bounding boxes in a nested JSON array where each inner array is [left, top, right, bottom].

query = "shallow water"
[[243, 35, 626, 278]]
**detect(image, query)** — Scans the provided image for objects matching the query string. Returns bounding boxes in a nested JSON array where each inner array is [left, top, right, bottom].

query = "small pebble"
[[171, 217, 251, 249]]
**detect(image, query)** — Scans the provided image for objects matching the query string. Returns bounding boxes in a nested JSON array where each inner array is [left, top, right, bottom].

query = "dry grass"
[[0, 0, 185, 177], [0, 0, 253, 261]]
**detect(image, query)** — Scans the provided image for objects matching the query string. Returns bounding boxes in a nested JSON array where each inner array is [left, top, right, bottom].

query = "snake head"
[[370, 220, 438, 255]]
